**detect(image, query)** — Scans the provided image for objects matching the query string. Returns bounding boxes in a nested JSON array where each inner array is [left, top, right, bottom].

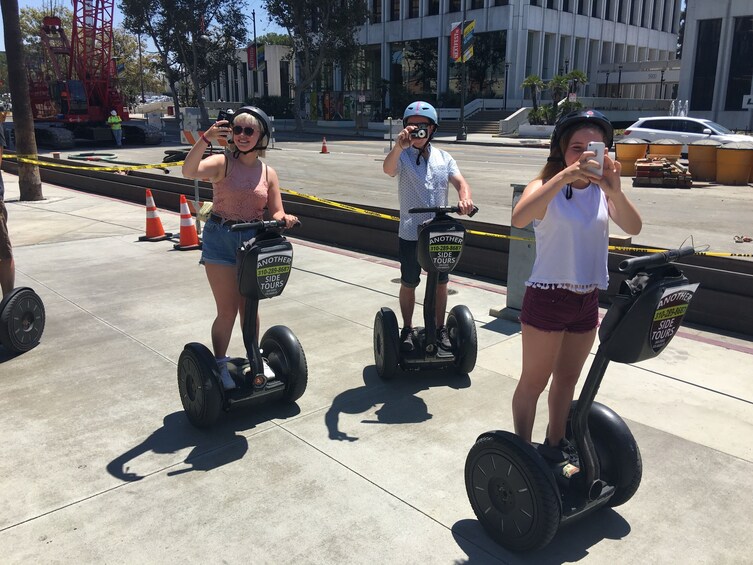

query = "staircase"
[[464, 110, 516, 134]]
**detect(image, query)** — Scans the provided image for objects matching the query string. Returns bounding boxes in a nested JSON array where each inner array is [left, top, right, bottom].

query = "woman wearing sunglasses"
[[182, 106, 298, 389]]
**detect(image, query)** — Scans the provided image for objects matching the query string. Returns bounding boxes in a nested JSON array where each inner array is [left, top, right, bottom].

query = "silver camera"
[[410, 126, 429, 138]]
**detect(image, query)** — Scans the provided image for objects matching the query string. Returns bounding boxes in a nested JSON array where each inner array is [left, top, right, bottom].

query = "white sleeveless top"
[[526, 182, 609, 292]]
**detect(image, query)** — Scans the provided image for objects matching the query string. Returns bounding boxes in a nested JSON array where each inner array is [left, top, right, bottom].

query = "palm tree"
[[521, 74, 545, 111], [566, 70, 589, 95], [1, 0, 43, 201]]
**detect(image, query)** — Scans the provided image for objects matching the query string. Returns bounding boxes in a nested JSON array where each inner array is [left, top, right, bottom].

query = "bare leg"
[[435, 281, 448, 327], [546, 328, 597, 444], [0, 257, 14, 297], [399, 284, 415, 329], [512, 324, 565, 443], [205, 263, 242, 358]]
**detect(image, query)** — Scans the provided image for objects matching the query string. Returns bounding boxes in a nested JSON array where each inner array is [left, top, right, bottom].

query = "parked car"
[[623, 116, 753, 153]]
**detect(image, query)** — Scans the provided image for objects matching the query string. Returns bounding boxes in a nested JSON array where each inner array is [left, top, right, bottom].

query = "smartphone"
[[587, 141, 605, 176]]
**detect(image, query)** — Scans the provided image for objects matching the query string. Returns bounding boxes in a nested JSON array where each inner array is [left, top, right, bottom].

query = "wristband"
[[200, 133, 211, 146]]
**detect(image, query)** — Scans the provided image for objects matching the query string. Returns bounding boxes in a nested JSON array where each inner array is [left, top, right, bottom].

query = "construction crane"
[[25, 0, 161, 148]]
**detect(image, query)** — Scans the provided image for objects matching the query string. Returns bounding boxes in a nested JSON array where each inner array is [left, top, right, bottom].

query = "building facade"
[[678, 0, 753, 130], [357, 0, 682, 115]]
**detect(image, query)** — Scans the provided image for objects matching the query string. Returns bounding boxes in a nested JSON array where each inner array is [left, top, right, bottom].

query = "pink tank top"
[[212, 156, 269, 221]]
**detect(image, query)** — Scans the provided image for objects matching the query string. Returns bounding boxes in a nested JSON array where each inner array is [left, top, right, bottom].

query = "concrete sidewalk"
[[1, 174, 752, 564]]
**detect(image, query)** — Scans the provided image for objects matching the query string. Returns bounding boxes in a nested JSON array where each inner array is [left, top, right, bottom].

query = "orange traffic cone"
[[320, 137, 329, 154], [173, 194, 202, 251], [138, 189, 172, 241]]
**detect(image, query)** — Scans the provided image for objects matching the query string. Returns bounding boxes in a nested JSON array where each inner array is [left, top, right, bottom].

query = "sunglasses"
[[232, 125, 255, 136]]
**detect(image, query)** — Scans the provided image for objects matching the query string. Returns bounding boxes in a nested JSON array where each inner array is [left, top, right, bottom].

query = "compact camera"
[[216, 109, 233, 123], [410, 126, 429, 139]]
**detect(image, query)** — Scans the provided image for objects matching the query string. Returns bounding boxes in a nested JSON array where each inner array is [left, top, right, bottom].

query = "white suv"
[[623, 116, 753, 152]]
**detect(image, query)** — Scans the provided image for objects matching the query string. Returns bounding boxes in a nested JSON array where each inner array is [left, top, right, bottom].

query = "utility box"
[[490, 184, 535, 321]]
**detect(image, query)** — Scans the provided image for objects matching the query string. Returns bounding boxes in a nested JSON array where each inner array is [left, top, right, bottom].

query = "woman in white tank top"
[[509, 110, 642, 465]]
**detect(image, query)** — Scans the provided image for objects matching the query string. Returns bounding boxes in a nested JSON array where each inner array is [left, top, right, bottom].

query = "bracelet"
[[200, 133, 211, 146]]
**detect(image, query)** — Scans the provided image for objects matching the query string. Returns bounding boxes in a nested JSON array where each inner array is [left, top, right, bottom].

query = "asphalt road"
[[32, 135, 753, 258]]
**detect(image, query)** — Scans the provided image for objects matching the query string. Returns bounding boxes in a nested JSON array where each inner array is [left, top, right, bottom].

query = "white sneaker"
[[262, 358, 275, 379], [216, 357, 236, 390]]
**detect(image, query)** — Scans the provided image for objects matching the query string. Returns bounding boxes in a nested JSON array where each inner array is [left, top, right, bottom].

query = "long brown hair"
[[535, 123, 607, 181]]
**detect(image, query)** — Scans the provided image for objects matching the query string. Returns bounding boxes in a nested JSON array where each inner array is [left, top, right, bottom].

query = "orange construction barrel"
[[687, 139, 722, 182], [615, 138, 648, 177], [648, 138, 683, 161], [716, 141, 753, 186]]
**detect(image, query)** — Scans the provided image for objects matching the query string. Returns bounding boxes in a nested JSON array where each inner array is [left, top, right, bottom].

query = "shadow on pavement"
[[325, 365, 471, 442], [106, 402, 301, 482]]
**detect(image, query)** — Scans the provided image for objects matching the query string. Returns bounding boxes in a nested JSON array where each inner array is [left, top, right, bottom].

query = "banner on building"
[[450, 22, 462, 62], [450, 20, 475, 63], [257, 44, 266, 72], [247, 44, 257, 70]]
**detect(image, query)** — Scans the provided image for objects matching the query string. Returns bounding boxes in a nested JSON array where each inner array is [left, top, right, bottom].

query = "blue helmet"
[[403, 101, 438, 127]]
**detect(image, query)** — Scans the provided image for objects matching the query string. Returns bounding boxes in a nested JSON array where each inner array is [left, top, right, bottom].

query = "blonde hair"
[[227, 112, 267, 157]]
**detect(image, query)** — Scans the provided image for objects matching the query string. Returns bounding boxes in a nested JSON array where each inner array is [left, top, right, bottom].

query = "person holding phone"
[[182, 106, 298, 389], [382, 100, 474, 353], [510, 109, 642, 467]]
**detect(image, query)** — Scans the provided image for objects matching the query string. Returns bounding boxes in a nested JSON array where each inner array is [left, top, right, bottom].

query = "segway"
[[373, 205, 478, 379], [465, 246, 699, 551], [0, 287, 45, 354], [178, 219, 307, 428]]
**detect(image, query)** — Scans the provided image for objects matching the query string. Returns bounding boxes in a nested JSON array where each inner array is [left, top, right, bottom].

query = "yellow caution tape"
[[4, 154, 182, 171]]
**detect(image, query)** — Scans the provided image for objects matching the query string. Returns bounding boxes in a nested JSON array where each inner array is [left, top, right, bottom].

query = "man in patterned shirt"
[[383, 101, 474, 352]]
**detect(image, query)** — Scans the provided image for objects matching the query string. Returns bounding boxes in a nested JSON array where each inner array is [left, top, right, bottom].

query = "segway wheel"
[[0, 287, 46, 354], [447, 305, 477, 374], [260, 325, 308, 403], [373, 308, 399, 379], [570, 402, 642, 507], [465, 434, 561, 552], [178, 343, 223, 428]]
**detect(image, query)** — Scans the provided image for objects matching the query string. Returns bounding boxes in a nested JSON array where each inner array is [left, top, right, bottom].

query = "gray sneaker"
[[400, 327, 414, 352], [436, 326, 452, 350]]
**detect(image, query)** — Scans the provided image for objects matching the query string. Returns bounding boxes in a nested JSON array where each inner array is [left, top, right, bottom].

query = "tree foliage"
[[264, 0, 369, 130], [119, 0, 249, 127]]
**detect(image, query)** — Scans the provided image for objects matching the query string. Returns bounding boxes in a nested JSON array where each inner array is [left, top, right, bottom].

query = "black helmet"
[[228, 105, 272, 151], [550, 109, 614, 151]]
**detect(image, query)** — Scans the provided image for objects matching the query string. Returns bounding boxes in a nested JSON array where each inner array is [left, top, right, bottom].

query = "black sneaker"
[[560, 438, 580, 468], [400, 327, 414, 352], [436, 325, 452, 350], [537, 438, 567, 462]]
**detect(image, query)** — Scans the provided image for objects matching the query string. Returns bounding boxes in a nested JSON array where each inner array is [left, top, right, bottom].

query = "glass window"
[[680, 120, 706, 134], [373, 0, 382, 23], [390, 0, 400, 20], [605, 0, 611, 20], [592, 0, 599, 18], [495, 0, 510, 5], [690, 18, 721, 112], [547, 0, 556, 9], [408, 0, 420, 18], [563, 0, 570, 11], [428, 0, 440, 15], [725, 16, 753, 111], [578, 0, 585, 16], [449, 0, 462, 12], [471, 0, 485, 8]]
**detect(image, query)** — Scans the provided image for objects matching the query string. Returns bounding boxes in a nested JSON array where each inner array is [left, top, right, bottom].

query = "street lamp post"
[[457, 0, 468, 141], [605, 71, 610, 97], [617, 65, 623, 98], [503, 61, 510, 110], [252, 9, 258, 97], [564, 58, 569, 74], [138, 32, 145, 103]]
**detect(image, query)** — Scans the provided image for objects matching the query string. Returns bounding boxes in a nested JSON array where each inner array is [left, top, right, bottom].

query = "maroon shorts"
[[519, 286, 599, 333], [0, 200, 11, 260]]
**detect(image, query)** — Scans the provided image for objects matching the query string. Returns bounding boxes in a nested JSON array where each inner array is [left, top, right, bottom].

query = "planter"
[[615, 139, 648, 177], [716, 142, 753, 186], [687, 140, 721, 182], [648, 138, 682, 161], [519, 124, 555, 138]]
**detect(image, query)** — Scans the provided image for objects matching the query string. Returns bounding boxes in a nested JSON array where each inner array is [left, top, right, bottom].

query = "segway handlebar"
[[408, 205, 478, 217], [229, 219, 301, 232], [618, 246, 695, 274]]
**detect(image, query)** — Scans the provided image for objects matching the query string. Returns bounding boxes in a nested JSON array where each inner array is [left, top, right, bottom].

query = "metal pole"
[[138, 32, 145, 103], [252, 10, 258, 96], [457, 0, 467, 141], [660, 69, 665, 99], [617, 65, 623, 98], [503, 62, 510, 110]]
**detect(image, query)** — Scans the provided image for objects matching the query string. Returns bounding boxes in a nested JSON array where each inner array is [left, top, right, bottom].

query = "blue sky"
[[0, 0, 284, 51]]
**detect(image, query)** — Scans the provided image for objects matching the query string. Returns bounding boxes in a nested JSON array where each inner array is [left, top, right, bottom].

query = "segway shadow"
[[0, 287, 45, 354], [374, 205, 479, 379], [465, 246, 700, 551], [178, 219, 307, 428]]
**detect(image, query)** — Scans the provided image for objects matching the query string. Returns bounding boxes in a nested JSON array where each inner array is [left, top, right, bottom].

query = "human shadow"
[[451, 507, 632, 564], [325, 365, 471, 442], [106, 401, 300, 482]]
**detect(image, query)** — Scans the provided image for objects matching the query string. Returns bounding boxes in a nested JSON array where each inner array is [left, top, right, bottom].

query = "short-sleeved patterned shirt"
[[396, 144, 460, 240]]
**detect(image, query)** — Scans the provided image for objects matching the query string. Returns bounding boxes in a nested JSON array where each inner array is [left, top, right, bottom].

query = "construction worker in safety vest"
[[107, 110, 123, 146]]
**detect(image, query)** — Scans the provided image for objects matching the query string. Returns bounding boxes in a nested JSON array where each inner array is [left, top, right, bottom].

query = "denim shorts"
[[519, 286, 599, 333], [200, 218, 258, 266], [399, 237, 448, 288]]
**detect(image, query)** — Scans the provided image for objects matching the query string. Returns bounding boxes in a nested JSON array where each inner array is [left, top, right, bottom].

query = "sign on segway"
[[428, 231, 465, 272], [650, 282, 699, 352], [256, 249, 293, 298]]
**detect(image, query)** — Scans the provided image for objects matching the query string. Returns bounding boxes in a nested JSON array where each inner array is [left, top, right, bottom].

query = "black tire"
[[261, 325, 308, 403], [465, 433, 561, 552], [373, 308, 399, 379], [447, 305, 477, 374], [568, 401, 642, 507], [0, 287, 46, 353], [177, 343, 223, 428]]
